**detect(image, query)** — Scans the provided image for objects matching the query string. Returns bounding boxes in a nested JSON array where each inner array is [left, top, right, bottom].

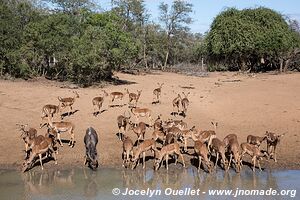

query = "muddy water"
[[0, 167, 298, 200]]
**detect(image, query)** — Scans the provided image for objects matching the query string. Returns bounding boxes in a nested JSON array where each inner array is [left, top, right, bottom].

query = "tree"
[[206, 7, 300, 72], [159, 0, 193, 68], [0, 0, 39, 77], [49, 0, 94, 14], [111, 0, 150, 68]]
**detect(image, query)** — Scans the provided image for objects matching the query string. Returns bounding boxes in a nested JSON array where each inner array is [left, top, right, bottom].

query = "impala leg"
[[84, 156, 87, 166], [228, 154, 232, 171], [137, 155, 140, 167], [68, 106, 72, 116], [127, 152, 131, 168], [267, 144, 271, 160], [198, 156, 202, 172], [252, 157, 256, 172], [131, 160, 137, 170], [39, 154, 43, 170], [215, 153, 219, 169], [166, 154, 169, 170], [52, 150, 57, 165], [143, 152, 146, 169], [274, 145, 277, 162], [122, 152, 125, 167], [174, 154, 178, 165], [258, 158, 262, 171], [240, 151, 245, 167], [57, 133, 63, 147], [180, 153, 185, 167]]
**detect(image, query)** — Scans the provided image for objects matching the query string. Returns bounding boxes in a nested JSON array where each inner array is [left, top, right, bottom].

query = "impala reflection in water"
[[0, 167, 298, 200]]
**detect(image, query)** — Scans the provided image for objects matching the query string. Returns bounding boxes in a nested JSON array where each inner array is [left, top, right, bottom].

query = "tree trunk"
[[283, 59, 291, 72], [143, 40, 148, 69], [164, 34, 171, 69], [279, 58, 283, 73], [240, 59, 247, 71], [164, 51, 169, 69]]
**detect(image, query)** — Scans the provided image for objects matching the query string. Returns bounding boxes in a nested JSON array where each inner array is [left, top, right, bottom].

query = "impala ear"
[[265, 131, 269, 135]]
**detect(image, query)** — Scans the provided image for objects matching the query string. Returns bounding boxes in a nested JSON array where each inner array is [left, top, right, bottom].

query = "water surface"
[[0, 167, 298, 200]]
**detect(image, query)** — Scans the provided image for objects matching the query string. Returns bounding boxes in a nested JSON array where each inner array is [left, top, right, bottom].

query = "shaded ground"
[[0, 71, 299, 171]]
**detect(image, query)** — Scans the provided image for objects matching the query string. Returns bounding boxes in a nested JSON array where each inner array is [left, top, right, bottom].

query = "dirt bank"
[[0, 72, 299, 171]]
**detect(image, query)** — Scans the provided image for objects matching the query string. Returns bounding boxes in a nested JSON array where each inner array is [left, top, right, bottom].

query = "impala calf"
[[181, 92, 190, 117], [210, 138, 227, 170], [154, 142, 185, 170], [181, 127, 194, 152], [224, 134, 241, 172], [131, 139, 156, 169], [46, 118, 75, 147], [152, 130, 166, 145], [109, 89, 126, 106], [126, 89, 142, 107], [153, 115, 163, 131], [92, 90, 108, 116], [117, 112, 131, 137], [22, 134, 57, 172], [190, 122, 218, 152], [172, 94, 182, 115], [247, 134, 266, 148], [17, 124, 38, 154], [240, 143, 267, 171], [131, 107, 152, 125], [164, 119, 188, 130], [191, 133, 212, 173], [121, 135, 133, 168], [153, 83, 164, 103], [164, 126, 184, 145], [41, 104, 60, 121], [58, 91, 79, 117], [223, 134, 238, 148], [128, 121, 147, 145]]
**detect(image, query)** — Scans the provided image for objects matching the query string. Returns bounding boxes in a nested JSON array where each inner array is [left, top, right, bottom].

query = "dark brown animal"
[[265, 131, 285, 162]]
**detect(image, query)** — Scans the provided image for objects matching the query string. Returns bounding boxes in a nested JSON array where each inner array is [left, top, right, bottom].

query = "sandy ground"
[[0, 71, 300, 170]]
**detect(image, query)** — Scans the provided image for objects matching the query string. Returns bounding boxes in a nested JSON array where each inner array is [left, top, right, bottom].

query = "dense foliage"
[[1, 1, 300, 85], [205, 7, 300, 72], [1, 0, 201, 84]]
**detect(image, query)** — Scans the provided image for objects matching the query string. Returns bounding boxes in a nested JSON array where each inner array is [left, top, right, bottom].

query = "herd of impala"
[[17, 82, 285, 173]]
